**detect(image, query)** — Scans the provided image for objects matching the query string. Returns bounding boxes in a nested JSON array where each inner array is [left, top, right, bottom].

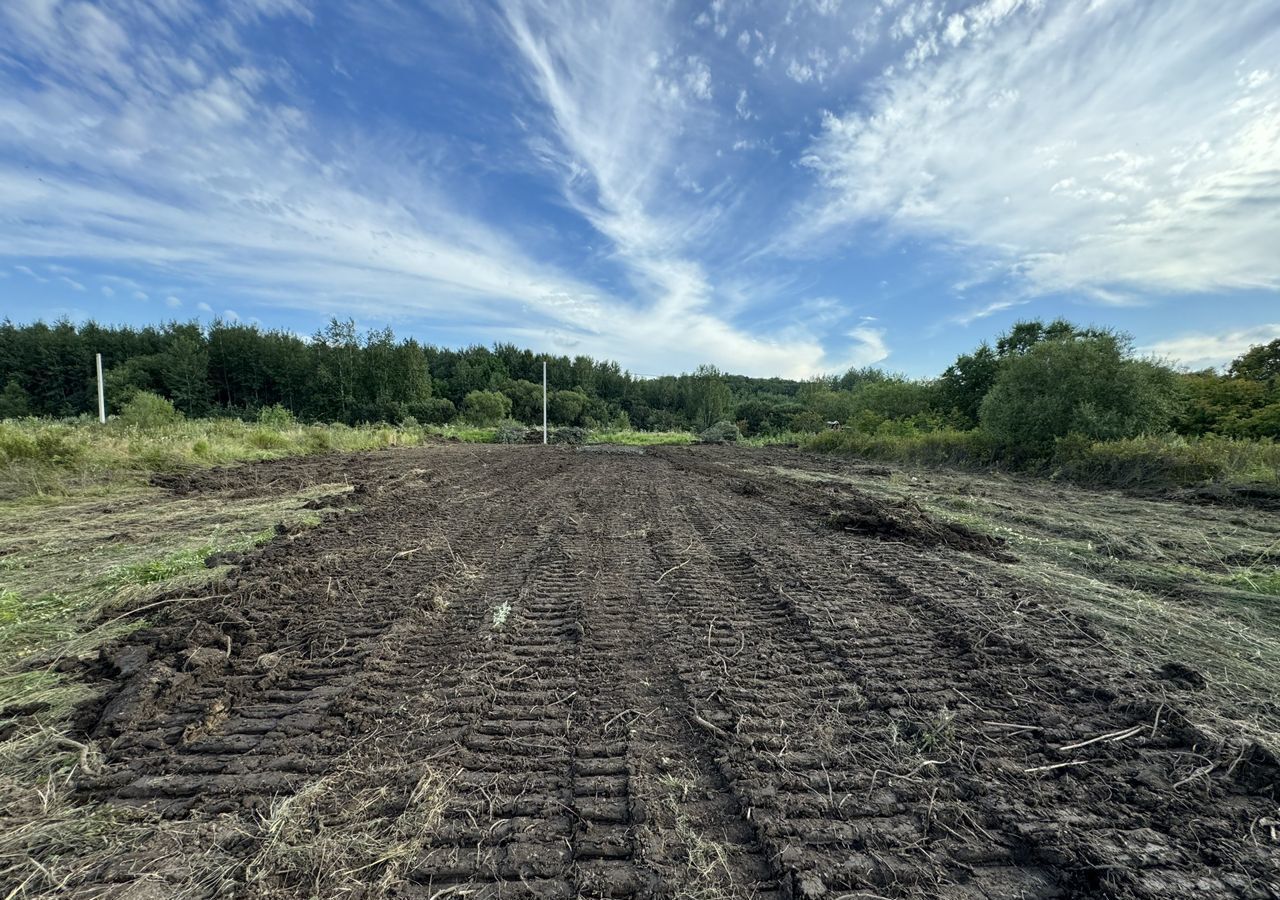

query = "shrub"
[[33, 428, 83, 465], [980, 334, 1179, 460], [118, 391, 183, 428], [699, 420, 741, 443], [461, 390, 512, 426], [409, 398, 457, 425], [0, 425, 40, 462], [257, 404, 295, 428]]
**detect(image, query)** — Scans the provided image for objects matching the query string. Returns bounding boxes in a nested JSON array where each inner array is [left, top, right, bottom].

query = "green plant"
[[979, 334, 1179, 460], [118, 391, 183, 428], [461, 390, 512, 426], [258, 404, 296, 428]]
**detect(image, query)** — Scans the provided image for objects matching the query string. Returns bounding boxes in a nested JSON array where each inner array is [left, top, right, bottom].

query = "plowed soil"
[[65, 445, 1279, 898]]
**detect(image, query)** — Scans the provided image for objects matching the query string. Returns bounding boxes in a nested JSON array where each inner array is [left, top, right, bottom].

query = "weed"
[[491, 600, 512, 629]]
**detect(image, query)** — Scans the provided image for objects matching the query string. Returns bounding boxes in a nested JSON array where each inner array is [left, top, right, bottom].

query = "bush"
[[806, 428, 997, 468], [980, 334, 1178, 460], [0, 424, 40, 462], [461, 390, 512, 426], [257, 404, 295, 428], [1052, 434, 1279, 488], [699, 421, 741, 443], [118, 391, 183, 428], [33, 428, 83, 465], [409, 398, 457, 425]]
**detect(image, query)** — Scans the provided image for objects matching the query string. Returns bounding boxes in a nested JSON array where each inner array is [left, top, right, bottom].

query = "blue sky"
[[1, 0, 1278, 378]]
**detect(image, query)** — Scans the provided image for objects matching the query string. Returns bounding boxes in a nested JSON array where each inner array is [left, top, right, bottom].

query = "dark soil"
[[55, 444, 1280, 898]]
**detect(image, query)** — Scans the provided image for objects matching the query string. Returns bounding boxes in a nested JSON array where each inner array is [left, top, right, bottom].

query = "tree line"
[[1, 316, 1277, 450]]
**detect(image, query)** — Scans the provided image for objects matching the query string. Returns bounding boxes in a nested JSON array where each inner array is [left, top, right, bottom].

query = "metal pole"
[[96, 353, 106, 424], [542, 360, 548, 444]]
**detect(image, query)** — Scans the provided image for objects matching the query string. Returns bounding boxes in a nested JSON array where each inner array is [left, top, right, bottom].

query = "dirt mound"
[[826, 493, 1011, 559]]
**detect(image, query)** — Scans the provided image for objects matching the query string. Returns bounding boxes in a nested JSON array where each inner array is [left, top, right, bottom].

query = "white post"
[[542, 360, 548, 444], [96, 353, 106, 424]]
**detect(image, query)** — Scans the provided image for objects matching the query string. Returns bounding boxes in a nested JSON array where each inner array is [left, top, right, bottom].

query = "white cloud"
[[60, 275, 86, 291], [101, 285, 115, 297], [844, 326, 890, 368], [224, 309, 240, 321], [499, 0, 842, 376], [796, 0, 1280, 298], [785, 59, 813, 83], [684, 56, 712, 100], [0, 0, 848, 377], [1142, 324, 1280, 371], [197, 301, 213, 313], [165, 295, 182, 308]]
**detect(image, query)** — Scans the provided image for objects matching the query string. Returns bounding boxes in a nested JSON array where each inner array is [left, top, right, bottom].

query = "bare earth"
[[61, 444, 1279, 898]]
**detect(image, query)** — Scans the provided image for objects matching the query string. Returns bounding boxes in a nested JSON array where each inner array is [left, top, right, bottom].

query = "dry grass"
[[0, 479, 351, 898], [765, 460, 1280, 751], [250, 762, 453, 897]]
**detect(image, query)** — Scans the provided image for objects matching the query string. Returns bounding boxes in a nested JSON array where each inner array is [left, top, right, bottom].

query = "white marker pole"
[[96, 353, 106, 424], [542, 360, 548, 445]]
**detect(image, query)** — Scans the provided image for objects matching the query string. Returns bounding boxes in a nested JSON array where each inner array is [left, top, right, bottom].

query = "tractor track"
[[41, 444, 1280, 899]]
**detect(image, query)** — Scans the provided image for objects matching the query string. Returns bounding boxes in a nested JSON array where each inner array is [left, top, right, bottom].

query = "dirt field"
[[12, 444, 1280, 898]]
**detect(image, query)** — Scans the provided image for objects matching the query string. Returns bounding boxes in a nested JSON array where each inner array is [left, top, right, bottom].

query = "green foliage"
[[503, 379, 543, 423], [258, 403, 296, 428], [806, 428, 997, 468], [938, 343, 999, 427], [548, 389, 588, 426], [979, 334, 1178, 459], [118, 391, 183, 427], [461, 390, 512, 425], [1052, 434, 1280, 488], [1229, 339, 1280, 383], [0, 380, 32, 418], [685, 365, 732, 430], [409, 397, 457, 425], [102, 546, 215, 587]]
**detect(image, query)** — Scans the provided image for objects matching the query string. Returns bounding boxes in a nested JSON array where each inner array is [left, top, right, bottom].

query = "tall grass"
[[0, 417, 424, 500], [804, 428, 1280, 490]]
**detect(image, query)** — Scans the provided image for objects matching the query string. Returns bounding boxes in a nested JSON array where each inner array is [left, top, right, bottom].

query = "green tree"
[[161, 336, 212, 416], [461, 390, 512, 425], [980, 333, 1179, 458], [1229, 339, 1280, 383], [0, 379, 31, 417], [549, 389, 588, 426], [503, 379, 543, 424], [938, 343, 1000, 427], [684, 365, 731, 429]]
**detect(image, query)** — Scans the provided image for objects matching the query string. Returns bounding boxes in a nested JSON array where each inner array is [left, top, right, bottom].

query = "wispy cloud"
[[1142, 324, 1280, 370], [795, 0, 1280, 298], [499, 0, 843, 375]]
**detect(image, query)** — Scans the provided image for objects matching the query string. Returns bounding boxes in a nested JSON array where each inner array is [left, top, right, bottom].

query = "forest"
[[1, 316, 1278, 460]]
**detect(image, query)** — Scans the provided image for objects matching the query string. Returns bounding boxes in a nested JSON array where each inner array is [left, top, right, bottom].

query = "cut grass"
[[0, 478, 348, 898], [763, 459, 1280, 752]]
